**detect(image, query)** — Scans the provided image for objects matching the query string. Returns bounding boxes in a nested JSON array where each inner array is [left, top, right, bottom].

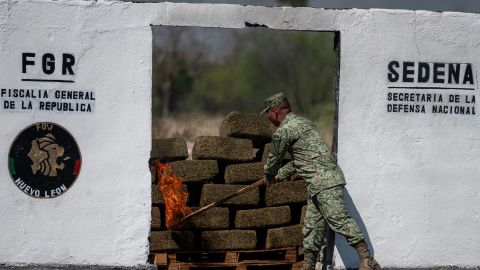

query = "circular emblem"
[[8, 122, 81, 198]]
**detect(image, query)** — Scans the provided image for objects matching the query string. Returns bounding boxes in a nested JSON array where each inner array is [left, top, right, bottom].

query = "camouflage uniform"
[[263, 112, 364, 254]]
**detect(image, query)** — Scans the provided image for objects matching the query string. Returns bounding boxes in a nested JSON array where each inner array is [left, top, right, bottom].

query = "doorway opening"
[[149, 24, 340, 265]]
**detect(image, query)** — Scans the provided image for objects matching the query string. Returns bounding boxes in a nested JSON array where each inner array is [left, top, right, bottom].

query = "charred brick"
[[151, 207, 162, 230], [152, 185, 164, 206], [150, 231, 195, 251]]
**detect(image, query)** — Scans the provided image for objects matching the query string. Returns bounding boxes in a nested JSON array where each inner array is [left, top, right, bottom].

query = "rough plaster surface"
[[0, 0, 479, 268], [0, 0, 152, 267]]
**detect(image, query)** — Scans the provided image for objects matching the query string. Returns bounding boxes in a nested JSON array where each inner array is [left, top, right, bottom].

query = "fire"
[[156, 161, 192, 229]]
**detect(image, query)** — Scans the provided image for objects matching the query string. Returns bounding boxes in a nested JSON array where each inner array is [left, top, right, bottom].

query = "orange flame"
[[156, 161, 192, 229]]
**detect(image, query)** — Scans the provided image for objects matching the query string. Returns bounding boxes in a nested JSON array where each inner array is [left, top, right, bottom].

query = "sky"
[[131, 0, 480, 14]]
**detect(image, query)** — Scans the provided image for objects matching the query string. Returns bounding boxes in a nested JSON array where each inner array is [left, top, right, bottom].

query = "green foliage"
[[152, 27, 336, 132], [186, 49, 263, 113], [151, 27, 206, 116], [186, 29, 336, 119]]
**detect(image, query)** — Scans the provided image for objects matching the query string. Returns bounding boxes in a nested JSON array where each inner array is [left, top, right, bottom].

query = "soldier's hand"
[[265, 175, 280, 186]]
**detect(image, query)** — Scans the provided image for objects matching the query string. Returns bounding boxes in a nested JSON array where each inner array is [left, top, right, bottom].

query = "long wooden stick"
[[178, 178, 266, 224]]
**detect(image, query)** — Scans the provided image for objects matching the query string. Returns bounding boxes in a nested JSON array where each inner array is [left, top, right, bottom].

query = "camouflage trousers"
[[303, 185, 364, 253]]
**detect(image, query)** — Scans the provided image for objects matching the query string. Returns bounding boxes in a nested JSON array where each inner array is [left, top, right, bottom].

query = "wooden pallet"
[[164, 261, 303, 270], [151, 247, 302, 269]]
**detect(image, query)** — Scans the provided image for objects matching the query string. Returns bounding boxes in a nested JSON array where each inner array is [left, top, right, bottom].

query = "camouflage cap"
[[260, 92, 289, 114]]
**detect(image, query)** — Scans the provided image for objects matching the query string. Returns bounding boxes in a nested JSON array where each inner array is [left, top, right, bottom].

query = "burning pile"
[[156, 162, 192, 229], [149, 112, 307, 252]]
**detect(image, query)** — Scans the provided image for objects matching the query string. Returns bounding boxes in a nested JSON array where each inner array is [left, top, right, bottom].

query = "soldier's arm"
[[277, 161, 295, 181], [264, 130, 290, 182]]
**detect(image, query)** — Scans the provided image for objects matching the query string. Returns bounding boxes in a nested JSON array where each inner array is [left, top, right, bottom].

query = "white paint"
[[335, 9, 480, 269], [0, 0, 152, 266], [0, 0, 479, 268]]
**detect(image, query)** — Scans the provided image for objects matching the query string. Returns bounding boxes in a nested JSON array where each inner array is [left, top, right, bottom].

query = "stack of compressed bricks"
[[150, 111, 308, 252]]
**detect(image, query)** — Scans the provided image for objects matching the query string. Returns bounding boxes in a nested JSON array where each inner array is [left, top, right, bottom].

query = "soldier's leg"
[[312, 185, 380, 270], [302, 194, 327, 270], [312, 185, 363, 245]]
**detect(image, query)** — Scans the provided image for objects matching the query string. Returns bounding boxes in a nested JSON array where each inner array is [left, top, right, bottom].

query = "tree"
[[152, 27, 205, 117], [187, 29, 335, 117]]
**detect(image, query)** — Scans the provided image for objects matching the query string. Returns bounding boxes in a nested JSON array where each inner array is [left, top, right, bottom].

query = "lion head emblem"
[[27, 133, 70, 177]]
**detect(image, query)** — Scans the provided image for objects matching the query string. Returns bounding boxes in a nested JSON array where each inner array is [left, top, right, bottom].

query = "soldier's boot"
[[302, 252, 317, 270], [354, 241, 381, 270]]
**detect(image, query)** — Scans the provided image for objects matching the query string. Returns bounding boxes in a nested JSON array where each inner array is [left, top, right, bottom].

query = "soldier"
[[260, 93, 380, 270]]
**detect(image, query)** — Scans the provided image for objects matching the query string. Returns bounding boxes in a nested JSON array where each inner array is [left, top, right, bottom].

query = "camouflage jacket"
[[264, 113, 346, 195]]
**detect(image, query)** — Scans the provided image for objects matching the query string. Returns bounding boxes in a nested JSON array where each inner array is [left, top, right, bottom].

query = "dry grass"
[[152, 112, 334, 155], [319, 126, 333, 151], [152, 113, 223, 156]]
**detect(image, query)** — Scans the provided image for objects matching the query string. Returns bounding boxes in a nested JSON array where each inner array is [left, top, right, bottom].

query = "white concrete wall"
[[336, 10, 480, 268], [0, 0, 152, 266], [0, 0, 479, 268]]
